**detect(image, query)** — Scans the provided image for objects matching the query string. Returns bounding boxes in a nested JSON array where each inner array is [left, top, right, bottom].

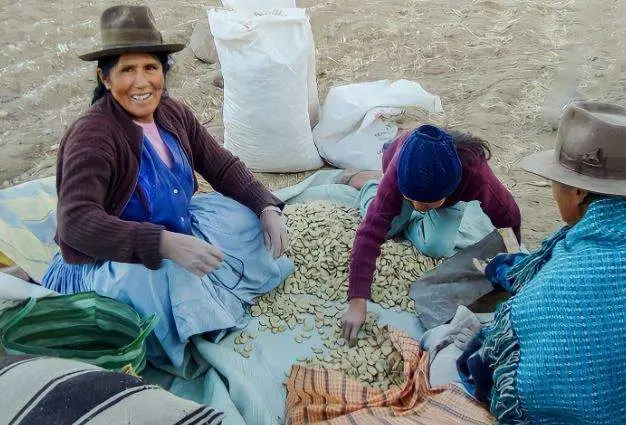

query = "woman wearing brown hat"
[[429, 102, 626, 424], [40, 5, 293, 368]]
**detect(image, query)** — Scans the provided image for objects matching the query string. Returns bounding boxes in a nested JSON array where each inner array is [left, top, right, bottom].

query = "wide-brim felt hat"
[[520, 101, 626, 196], [79, 5, 185, 61]]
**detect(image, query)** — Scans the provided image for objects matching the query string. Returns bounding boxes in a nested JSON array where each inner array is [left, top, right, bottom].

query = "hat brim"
[[519, 150, 626, 196], [79, 43, 185, 61]]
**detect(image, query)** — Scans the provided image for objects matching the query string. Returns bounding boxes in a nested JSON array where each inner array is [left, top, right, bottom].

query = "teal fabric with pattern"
[[482, 198, 626, 424]]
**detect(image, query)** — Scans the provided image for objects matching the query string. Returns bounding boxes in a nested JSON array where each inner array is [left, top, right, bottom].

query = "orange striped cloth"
[[285, 327, 494, 425]]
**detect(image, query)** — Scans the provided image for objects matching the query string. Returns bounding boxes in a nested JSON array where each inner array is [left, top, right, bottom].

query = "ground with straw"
[[1, 0, 626, 247]]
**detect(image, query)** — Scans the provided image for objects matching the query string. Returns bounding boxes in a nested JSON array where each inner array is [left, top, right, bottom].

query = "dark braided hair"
[[91, 52, 171, 105]]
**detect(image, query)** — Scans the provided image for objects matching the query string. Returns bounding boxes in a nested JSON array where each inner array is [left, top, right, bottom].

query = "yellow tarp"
[[0, 176, 58, 281], [0, 252, 14, 267]]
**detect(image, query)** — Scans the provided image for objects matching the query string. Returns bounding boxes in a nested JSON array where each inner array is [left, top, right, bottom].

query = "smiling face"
[[98, 52, 164, 123]]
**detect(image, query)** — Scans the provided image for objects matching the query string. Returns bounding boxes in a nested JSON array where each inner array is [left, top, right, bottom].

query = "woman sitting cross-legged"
[[42, 5, 293, 368]]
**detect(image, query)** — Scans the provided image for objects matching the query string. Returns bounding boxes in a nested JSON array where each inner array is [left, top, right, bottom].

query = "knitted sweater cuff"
[[134, 224, 165, 270]]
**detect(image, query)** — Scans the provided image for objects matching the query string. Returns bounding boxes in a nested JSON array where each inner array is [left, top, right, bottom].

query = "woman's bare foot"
[[336, 170, 383, 190]]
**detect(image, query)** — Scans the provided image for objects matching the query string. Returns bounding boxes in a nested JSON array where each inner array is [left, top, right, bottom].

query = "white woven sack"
[[209, 8, 323, 172]]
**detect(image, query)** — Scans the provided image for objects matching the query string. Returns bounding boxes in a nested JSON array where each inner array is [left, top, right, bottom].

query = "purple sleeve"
[[449, 155, 522, 243], [348, 155, 404, 299]]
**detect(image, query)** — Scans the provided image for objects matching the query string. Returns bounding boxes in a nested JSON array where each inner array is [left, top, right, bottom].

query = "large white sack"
[[208, 8, 322, 172], [313, 79, 444, 171], [218, 0, 320, 128]]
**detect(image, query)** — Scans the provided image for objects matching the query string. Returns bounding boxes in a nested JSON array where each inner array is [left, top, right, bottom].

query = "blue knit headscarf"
[[396, 125, 462, 202]]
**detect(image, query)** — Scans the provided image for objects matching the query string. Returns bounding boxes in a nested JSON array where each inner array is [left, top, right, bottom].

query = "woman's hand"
[[159, 230, 223, 276], [473, 258, 489, 274], [260, 208, 288, 259], [340, 298, 367, 347]]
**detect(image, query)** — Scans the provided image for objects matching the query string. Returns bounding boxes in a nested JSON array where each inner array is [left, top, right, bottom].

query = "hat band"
[[101, 28, 163, 46], [560, 149, 626, 180]]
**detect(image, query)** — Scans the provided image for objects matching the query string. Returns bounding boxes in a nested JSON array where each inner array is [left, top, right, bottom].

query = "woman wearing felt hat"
[[436, 102, 626, 424], [41, 5, 293, 368], [340, 124, 522, 344]]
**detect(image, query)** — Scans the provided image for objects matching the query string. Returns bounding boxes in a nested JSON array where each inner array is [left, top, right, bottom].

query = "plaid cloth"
[[285, 327, 493, 425]]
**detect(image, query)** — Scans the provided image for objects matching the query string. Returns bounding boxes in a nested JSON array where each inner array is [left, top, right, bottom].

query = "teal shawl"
[[481, 197, 626, 424]]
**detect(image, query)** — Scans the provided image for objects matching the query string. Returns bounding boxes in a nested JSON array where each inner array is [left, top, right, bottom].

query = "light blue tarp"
[[0, 172, 495, 425], [142, 303, 423, 425], [143, 170, 494, 425]]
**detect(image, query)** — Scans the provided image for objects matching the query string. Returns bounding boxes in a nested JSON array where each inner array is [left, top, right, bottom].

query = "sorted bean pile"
[[235, 201, 437, 388]]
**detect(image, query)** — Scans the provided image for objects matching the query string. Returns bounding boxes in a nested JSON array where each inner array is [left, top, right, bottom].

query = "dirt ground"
[[1, 0, 625, 248]]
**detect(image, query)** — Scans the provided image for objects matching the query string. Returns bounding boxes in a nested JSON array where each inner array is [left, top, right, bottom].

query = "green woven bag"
[[0, 291, 158, 373]]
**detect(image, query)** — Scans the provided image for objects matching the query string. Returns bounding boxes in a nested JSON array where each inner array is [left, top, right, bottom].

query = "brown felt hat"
[[79, 5, 185, 61], [520, 101, 626, 196]]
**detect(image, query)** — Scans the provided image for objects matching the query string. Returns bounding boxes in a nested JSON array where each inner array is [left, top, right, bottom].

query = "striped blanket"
[[284, 327, 493, 425], [0, 355, 223, 425]]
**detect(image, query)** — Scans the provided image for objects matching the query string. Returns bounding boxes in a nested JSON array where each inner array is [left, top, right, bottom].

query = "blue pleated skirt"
[[42, 193, 294, 368]]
